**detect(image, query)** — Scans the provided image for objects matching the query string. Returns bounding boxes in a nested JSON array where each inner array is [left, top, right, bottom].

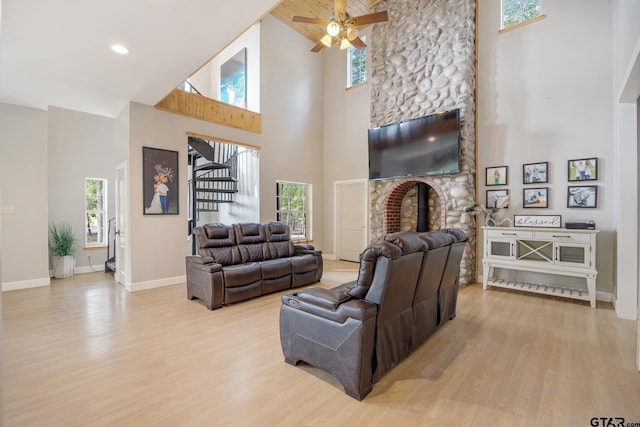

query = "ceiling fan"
[[292, 0, 389, 52]]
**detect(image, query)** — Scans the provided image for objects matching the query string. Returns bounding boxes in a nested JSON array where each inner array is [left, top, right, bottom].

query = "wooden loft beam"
[[154, 89, 262, 134]]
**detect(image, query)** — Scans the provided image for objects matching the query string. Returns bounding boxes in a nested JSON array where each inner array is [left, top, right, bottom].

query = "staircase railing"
[[188, 136, 239, 219]]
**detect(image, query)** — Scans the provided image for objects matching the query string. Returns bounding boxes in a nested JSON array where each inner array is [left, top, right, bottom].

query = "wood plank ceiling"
[[270, 0, 382, 45]]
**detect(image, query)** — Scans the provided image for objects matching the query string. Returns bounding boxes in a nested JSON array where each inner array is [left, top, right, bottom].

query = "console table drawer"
[[487, 229, 533, 239], [534, 231, 591, 243]]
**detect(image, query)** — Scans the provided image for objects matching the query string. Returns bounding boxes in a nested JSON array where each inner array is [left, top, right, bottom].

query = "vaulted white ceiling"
[[0, 0, 280, 117]]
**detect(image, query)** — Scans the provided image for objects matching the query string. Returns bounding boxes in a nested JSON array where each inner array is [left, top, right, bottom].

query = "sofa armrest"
[[294, 244, 321, 255], [186, 255, 222, 273], [281, 286, 376, 323], [187, 255, 215, 265], [296, 286, 352, 310]]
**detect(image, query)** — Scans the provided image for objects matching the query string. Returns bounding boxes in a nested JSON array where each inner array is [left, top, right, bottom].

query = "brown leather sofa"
[[279, 229, 467, 400], [186, 222, 323, 310]]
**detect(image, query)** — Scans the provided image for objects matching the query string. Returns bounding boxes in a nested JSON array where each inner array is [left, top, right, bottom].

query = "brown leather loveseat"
[[279, 229, 467, 400], [186, 222, 323, 310]]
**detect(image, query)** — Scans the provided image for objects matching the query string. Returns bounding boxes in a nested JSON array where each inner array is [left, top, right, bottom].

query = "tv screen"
[[368, 109, 461, 180]]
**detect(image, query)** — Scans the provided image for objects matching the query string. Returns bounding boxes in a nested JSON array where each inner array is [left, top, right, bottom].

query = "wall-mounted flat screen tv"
[[368, 109, 461, 180]]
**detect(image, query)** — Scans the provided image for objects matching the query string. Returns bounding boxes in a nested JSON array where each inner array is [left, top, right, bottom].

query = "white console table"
[[481, 226, 598, 308]]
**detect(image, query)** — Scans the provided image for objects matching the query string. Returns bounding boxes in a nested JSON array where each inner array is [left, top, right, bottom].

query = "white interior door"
[[337, 180, 367, 262], [115, 162, 127, 286]]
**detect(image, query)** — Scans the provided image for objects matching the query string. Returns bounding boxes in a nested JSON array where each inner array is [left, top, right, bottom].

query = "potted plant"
[[49, 223, 77, 278]]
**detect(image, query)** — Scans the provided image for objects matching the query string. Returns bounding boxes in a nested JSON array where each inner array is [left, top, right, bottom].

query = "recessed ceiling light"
[[111, 44, 129, 55]]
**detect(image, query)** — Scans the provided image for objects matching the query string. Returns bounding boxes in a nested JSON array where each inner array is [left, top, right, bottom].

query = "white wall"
[[613, 0, 640, 320], [0, 103, 50, 289], [48, 107, 117, 271], [477, 0, 616, 297], [259, 15, 325, 239], [321, 29, 372, 257]]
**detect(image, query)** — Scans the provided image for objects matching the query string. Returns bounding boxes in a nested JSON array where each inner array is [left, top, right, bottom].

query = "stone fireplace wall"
[[369, 0, 477, 284]]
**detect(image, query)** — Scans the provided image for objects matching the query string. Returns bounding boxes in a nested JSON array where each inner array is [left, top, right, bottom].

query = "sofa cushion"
[[384, 232, 428, 254], [261, 257, 292, 280], [291, 254, 318, 273], [443, 228, 468, 243], [234, 222, 266, 244], [348, 240, 402, 299], [417, 231, 455, 249], [265, 221, 295, 258], [222, 262, 262, 288], [193, 224, 242, 266]]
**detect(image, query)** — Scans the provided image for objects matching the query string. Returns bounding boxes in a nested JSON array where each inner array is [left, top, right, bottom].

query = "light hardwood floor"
[[3, 261, 640, 426]]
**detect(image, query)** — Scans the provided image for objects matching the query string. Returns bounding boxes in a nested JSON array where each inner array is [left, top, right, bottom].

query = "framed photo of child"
[[568, 158, 597, 181], [143, 147, 179, 215], [486, 166, 508, 186]]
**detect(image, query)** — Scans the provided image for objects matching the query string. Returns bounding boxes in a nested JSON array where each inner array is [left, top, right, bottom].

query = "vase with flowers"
[[462, 196, 512, 227]]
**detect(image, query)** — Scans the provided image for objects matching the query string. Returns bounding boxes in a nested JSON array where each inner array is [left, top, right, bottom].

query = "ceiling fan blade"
[[292, 16, 329, 25], [350, 37, 367, 50], [334, 0, 347, 16], [348, 11, 389, 26], [311, 41, 330, 52]]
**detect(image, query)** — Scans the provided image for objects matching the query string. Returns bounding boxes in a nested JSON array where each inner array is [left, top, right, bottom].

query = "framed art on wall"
[[523, 161, 548, 184], [220, 48, 247, 108], [143, 147, 179, 215], [568, 158, 597, 181], [486, 166, 508, 186], [523, 187, 548, 208], [567, 185, 597, 208], [486, 189, 509, 209]]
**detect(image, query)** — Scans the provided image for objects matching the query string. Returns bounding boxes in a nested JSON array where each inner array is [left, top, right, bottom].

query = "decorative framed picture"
[[143, 147, 179, 215], [523, 187, 548, 208], [486, 166, 508, 186], [486, 189, 509, 209], [523, 161, 548, 184], [567, 185, 598, 208], [568, 158, 597, 181], [220, 48, 247, 108], [514, 214, 562, 228]]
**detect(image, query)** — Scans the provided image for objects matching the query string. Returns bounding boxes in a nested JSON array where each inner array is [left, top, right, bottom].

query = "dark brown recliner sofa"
[[279, 229, 467, 400], [186, 222, 323, 310]]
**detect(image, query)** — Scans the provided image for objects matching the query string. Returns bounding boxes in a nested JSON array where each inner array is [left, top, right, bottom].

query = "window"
[[501, 0, 542, 29], [276, 181, 311, 240], [347, 37, 366, 88], [85, 177, 107, 246]]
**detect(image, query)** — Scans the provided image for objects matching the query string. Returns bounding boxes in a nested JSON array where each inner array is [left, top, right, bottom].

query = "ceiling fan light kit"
[[327, 21, 341, 37], [292, 0, 388, 53]]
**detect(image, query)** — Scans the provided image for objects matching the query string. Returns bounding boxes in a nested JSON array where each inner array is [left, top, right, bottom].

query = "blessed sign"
[[513, 215, 562, 228]]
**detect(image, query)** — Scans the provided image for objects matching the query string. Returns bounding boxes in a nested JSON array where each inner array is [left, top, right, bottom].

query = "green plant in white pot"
[[49, 223, 77, 279]]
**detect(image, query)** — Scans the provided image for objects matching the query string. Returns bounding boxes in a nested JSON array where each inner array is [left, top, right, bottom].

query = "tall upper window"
[[85, 177, 107, 246], [347, 38, 366, 88], [276, 181, 311, 240], [501, 0, 542, 29]]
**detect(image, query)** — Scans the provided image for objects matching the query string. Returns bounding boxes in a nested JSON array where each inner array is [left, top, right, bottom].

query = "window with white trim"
[[347, 37, 366, 88], [85, 177, 107, 246], [276, 181, 311, 240], [501, 0, 541, 29]]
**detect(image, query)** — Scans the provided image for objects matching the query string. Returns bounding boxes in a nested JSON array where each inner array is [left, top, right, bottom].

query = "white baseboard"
[[74, 264, 106, 274], [2, 277, 51, 292], [322, 253, 336, 260], [128, 275, 186, 292]]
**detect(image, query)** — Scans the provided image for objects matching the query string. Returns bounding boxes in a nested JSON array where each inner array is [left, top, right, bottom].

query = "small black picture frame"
[[143, 146, 179, 215], [486, 166, 508, 186], [523, 187, 548, 208], [523, 161, 548, 184], [567, 185, 598, 208], [568, 158, 597, 181], [486, 189, 509, 209]]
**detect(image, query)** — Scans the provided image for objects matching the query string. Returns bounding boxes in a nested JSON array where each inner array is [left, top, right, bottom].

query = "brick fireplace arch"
[[383, 178, 447, 234]]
